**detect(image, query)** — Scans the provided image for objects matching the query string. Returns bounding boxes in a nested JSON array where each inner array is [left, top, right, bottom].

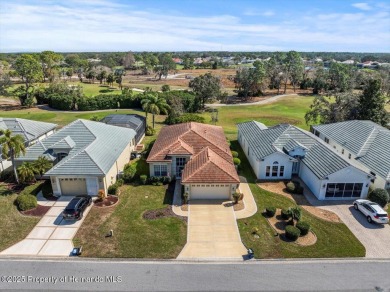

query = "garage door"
[[59, 178, 87, 196], [190, 184, 230, 200]]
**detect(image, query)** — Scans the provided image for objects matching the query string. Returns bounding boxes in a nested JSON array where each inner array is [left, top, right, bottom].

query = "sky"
[[0, 0, 389, 53]]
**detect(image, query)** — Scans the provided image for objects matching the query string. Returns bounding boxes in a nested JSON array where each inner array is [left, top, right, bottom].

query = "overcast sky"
[[0, 0, 389, 52]]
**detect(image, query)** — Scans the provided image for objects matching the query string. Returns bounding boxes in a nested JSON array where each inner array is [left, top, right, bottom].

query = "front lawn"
[[232, 141, 365, 258], [0, 184, 40, 252], [73, 184, 187, 258]]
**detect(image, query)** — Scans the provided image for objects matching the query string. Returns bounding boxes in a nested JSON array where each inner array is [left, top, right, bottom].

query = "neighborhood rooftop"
[[312, 120, 390, 180], [238, 121, 358, 179], [0, 118, 57, 142], [147, 122, 232, 163], [16, 119, 136, 176]]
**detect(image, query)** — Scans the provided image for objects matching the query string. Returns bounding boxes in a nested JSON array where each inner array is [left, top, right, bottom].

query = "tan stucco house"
[[16, 119, 136, 196], [146, 122, 239, 200]]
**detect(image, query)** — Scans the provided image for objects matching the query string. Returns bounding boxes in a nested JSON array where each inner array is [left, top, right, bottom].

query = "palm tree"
[[0, 129, 26, 184], [17, 162, 36, 184], [33, 156, 52, 179], [141, 93, 170, 128]]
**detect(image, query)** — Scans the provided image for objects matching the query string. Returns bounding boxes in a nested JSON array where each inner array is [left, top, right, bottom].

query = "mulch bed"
[[233, 200, 244, 211], [143, 206, 187, 222], [93, 196, 119, 207], [266, 209, 317, 246], [21, 205, 51, 217]]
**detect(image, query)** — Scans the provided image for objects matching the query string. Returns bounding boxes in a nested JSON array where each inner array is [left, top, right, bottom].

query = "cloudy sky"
[[0, 0, 389, 52]]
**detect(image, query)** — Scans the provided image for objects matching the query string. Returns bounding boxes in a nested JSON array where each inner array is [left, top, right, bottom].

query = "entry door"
[[292, 161, 300, 174], [176, 157, 186, 178], [86, 177, 99, 196]]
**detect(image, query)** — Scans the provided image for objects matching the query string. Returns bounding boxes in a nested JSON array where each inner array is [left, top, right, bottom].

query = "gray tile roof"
[[51, 136, 75, 150], [0, 118, 57, 143], [312, 120, 390, 180], [238, 121, 359, 179], [16, 119, 136, 176]]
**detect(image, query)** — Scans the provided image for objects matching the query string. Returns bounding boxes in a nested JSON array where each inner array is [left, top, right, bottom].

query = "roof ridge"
[[207, 148, 238, 181], [357, 127, 379, 157], [189, 126, 229, 155], [83, 149, 106, 174]]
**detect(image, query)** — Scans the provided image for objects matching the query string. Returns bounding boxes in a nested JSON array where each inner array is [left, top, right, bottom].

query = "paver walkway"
[[1, 194, 92, 257], [235, 176, 257, 219], [177, 200, 247, 260]]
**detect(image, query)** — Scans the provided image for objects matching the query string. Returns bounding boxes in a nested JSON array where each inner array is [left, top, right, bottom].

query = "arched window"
[[273, 161, 279, 165]]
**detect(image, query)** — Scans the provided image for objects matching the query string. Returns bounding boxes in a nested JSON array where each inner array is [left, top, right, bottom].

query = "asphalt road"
[[0, 258, 389, 291]]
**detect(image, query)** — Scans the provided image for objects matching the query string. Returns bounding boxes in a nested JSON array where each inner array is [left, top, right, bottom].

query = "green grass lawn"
[[201, 95, 314, 140], [0, 184, 41, 252], [231, 141, 365, 258], [73, 184, 187, 258]]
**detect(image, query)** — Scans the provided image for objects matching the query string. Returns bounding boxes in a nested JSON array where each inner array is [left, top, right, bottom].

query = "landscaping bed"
[[266, 209, 317, 246], [94, 195, 118, 207], [21, 205, 51, 217], [258, 181, 341, 223], [143, 206, 187, 222]]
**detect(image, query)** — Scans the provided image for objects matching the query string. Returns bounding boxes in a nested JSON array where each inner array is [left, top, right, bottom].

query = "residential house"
[[147, 122, 240, 200], [100, 114, 146, 145], [311, 120, 390, 191], [16, 119, 136, 196], [238, 121, 372, 200], [0, 118, 57, 172]]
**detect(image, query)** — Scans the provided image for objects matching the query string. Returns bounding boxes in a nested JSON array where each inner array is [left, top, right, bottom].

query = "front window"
[[272, 166, 278, 177], [279, 166, 284, 177], [265, 166, 270, 177], [154, 164, 168, 176]]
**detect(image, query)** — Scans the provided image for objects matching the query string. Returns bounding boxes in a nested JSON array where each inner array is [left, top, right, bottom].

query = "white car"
[[353, 199, 389, 224]]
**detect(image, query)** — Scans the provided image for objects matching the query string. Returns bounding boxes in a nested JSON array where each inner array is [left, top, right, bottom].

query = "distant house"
[[238, 121, 372, 200], [16, 119, 136, 196], [172, 58, 183, 64], [0, 118, 57, 172], [147, 122, 239, 200], [311, 120, 390, 191], [100, 114, 146, 145]]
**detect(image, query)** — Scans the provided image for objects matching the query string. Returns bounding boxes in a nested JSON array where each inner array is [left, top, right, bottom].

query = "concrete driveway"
[[316, 202, 390, 258], [177, 200, 247, 260], [1, 196, 92, 257]]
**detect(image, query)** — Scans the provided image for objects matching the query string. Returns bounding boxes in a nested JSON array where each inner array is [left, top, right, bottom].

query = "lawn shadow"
[[163, 181, 175, 205]]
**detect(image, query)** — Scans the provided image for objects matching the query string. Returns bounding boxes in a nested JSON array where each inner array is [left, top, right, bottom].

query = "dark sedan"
[[62, 195, 92, 220]]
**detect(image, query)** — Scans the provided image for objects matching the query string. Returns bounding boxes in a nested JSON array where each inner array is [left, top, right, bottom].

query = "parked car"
[[353, 199, 389, 224], [62, 195, 92, 220]]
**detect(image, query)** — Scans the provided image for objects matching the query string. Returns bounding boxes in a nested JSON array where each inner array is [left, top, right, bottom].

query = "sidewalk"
[[235, 176, 257, 219], [172, 180, 188, 217]]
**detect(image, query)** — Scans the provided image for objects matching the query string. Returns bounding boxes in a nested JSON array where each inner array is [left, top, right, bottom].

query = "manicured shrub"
[[233, 158, 241, 166], [145, 125, 156, 136], [97, 189, 106, 201], [368, 188, 389, 207], [296, 221, 311, 236], [286, 181, 296, 193], [161, 176, 171, 185], [281, 208, 292, 220], [15, 194, 37, 211], [285, 225, 301, 241], [107, 183, 118, 195], [122, 163, 137, 183], [233, 192, 242, 204], [231, 151, 239, 158], [116, 179, 124, 186], [140, 175, 148, 185], [265, 206, 276, 217]]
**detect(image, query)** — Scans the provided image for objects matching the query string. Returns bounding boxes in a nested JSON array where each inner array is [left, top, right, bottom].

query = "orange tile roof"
[[147, 122, 239, 184], [182, 147, 239, 183], [147, 122, 231, 162]]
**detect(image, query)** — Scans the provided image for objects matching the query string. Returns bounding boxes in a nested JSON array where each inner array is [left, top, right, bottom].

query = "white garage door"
[[59, 178, 87, 196], [190, 184, 230, 200]]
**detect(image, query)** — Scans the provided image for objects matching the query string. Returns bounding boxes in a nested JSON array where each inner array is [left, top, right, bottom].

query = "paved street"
[[0, 259, 389, 291]]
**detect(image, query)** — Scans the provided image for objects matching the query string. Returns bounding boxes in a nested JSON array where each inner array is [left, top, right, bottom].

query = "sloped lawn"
[[232, 141, 365, 258], [73, 184, 187, 258]]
